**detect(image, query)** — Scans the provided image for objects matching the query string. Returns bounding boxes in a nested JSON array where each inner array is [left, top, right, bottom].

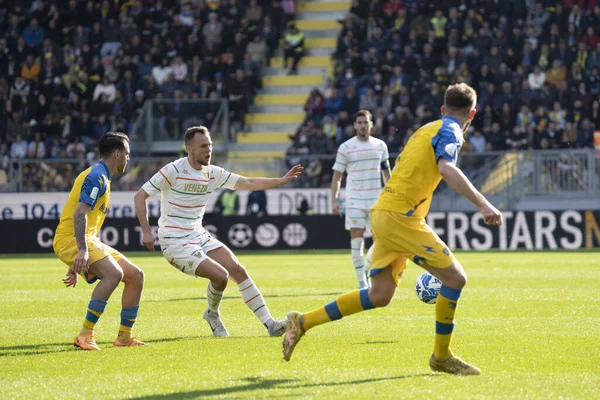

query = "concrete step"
[[297, 2, 350, 12], [245, 112, 305, 125], [303, 29, 340, 38], [305, 47, 336, 56], [237, 132, 293, 144], [255, 93, 307, 105], [270, 55, 330, 68], [296, 19, 342, 30], [246, 123, 299, 132], [232, 142, 290, 152], [263, 66, 327, 76], [250, 104, 304, 113], [263, 74, 324, 87], [274, 48, 335, 57], [260, 85, 317, 94], [298, 11, 347, 20]]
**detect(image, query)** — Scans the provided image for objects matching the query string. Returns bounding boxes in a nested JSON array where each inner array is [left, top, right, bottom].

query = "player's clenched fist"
[[480, 203, 503, 226]]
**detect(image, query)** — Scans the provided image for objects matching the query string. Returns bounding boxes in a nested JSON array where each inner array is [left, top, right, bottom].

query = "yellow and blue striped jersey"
[[55, 161, 111, 240], [373, 116, 464, 218]]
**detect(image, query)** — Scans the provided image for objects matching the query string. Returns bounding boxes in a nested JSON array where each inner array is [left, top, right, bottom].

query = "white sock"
[[365, 244, 374, 273], [237, 278, 273, 326], [206, 282, 224, 313], [364, 244, 374, 284], [351, 237, 366, 286]]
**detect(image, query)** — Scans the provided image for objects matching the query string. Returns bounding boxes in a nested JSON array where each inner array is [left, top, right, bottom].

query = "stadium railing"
[[278, 149, 600, 209], [3, 150, 598, 198], [2, 155, 228, 193], [130, 98, 230, 156]]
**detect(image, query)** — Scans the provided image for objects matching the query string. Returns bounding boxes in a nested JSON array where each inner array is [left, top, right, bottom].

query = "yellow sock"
[[433, 285, 462, 360], [303, 289, 374, 331]]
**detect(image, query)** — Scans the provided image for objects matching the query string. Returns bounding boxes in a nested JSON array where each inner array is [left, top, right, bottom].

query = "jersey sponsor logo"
[[183, 183, 208, 193], [90, 187, 99, 200]]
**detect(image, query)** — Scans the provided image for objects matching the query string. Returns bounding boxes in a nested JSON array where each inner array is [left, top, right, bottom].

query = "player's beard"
[[357, 128, 369, 138], [197, 155, 210, 166], [117, 160, 127, 174]]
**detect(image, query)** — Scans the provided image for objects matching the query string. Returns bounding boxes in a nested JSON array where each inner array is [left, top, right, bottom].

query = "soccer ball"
[[415, 272, 442, 304]]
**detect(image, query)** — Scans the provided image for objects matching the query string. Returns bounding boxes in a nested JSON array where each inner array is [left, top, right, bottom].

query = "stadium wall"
[[1, 190, 598, 219], [1, 211, 599, 254]]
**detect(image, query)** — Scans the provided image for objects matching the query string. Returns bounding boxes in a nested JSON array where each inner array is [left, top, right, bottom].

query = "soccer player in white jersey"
[[331, 110, 391, 289], [134, 126, 303, 337]]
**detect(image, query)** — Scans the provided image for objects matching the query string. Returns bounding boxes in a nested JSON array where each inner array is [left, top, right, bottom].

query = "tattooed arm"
[[72, 202, 92, 274]]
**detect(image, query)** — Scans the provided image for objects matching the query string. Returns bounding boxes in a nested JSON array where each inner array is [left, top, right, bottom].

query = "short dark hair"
[[354, 110, 373, 123], [184, 126, 210, 145], [444, 83, 477, 114], [98, 132, 129, 157]]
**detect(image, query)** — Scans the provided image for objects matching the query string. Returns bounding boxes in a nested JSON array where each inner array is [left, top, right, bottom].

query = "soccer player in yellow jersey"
[[54, 132, 146, 350], [282, 83, 503, 375]]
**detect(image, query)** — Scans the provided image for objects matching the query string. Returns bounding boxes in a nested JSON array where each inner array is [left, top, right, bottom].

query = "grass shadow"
[[1, 334, 283, 357], [147, 292, 343, 303], [135, 377, 297, 399], [135, 373, 435, 399]]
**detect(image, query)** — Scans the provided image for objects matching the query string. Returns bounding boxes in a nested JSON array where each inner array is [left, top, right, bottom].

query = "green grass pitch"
[[1, 251, 599, 399]]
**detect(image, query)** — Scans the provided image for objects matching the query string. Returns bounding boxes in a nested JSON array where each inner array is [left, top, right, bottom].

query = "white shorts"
[[160, 229, 224, 276], [345, 208, 372, 231]]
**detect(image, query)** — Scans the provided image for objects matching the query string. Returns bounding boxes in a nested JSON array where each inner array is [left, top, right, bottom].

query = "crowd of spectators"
[[288, 0, 600, 187], [0, 0, 296, 191]]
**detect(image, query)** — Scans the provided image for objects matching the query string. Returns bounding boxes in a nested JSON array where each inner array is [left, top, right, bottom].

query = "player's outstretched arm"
[[438, 159, 503, 226], [134, 188, 156, 251], [72, 202, 92, 274], [234, 164, 303, 191]]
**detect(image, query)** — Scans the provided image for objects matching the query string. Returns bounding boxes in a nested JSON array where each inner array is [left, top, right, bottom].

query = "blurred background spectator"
[[0, 0, 289, 191], [289, 0, 600, 187]]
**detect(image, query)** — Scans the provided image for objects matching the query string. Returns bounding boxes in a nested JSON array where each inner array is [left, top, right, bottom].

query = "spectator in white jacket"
[[152, 58, 173, 86], [171, 56, 188, 82], [10, 135, 28, 159], [528, 65, 546, 90], [93, 77, 116, 102]]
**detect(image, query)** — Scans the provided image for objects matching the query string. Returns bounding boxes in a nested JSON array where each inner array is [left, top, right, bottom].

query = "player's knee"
[[212, 271, 228, 291], [368, 289, 394, 308], [105, 268, 124, 286], [212, 267, 229, 290], [453, 272, 467, 289], [444, 264, 467, 289], [229, 263, 248, 282], [132, 267, 145, 287]]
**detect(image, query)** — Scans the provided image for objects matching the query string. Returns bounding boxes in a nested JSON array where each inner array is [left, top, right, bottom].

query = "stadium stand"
[[1, 0, 599, 192], [286, 0, 600, 187], [0, 0, 293, 190]]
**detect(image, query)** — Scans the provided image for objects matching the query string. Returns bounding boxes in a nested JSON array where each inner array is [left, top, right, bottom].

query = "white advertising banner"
[[0, 188, 345, 220]]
